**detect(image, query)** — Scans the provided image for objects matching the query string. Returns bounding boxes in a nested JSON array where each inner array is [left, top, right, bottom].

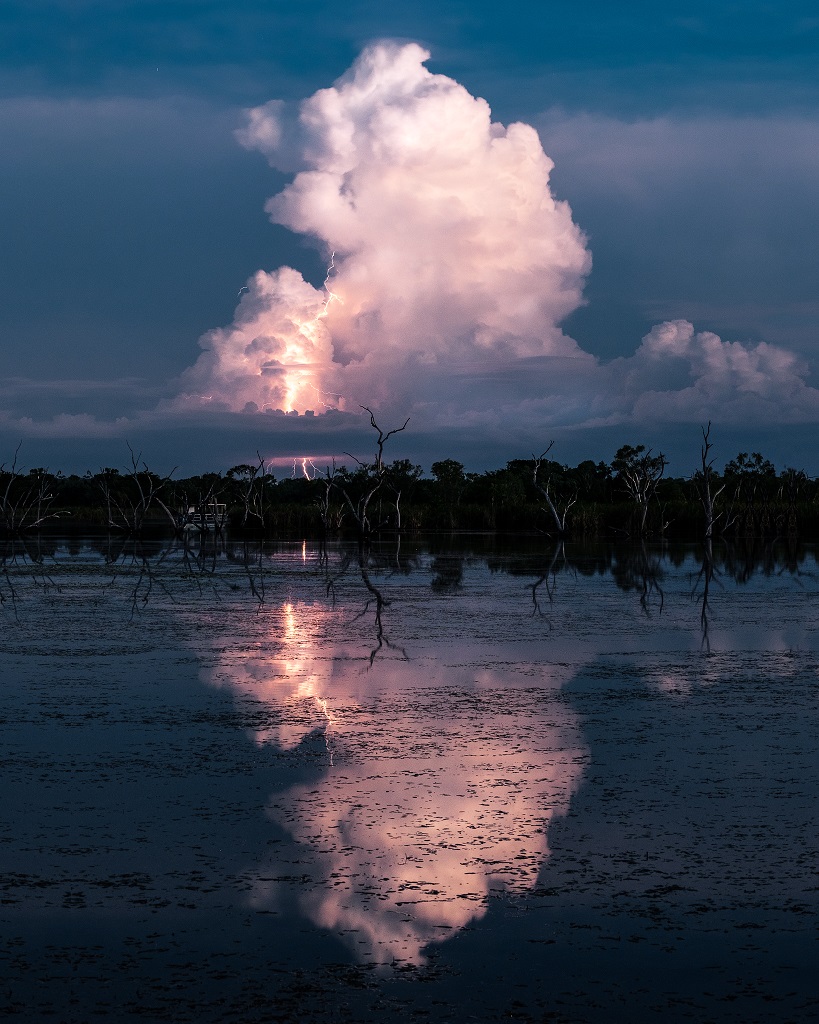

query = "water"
[[1, 535, 818, 1022]]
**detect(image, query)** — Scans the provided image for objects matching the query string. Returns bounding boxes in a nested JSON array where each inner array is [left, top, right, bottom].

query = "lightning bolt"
[[317, 696, 336, 767], [280, 253, 346, 412], [296, 252, 343, 342], [318, 251, 342, 320], [307, 381, 345, 410], [293, 458, 314, 479]]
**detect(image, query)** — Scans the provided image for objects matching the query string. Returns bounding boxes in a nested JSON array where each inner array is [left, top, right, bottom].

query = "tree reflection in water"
[[530, 541, 568, 616], [609, 542, 665, 616], [0, 534, 60, 620], [430, 555, 464, 594], [692, 538, 719, 652]]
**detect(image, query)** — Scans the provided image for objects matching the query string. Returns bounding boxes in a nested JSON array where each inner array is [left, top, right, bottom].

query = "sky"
[[2, 1, 819, 475]]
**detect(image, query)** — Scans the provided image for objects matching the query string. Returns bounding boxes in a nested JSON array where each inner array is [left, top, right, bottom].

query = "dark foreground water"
[[1, 535, 818, 1023]]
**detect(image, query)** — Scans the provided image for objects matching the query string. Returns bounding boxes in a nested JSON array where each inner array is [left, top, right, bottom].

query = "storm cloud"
[[174, 43, 819, 438], [179, 42, 591, 416], [3, 36, 819, 471]]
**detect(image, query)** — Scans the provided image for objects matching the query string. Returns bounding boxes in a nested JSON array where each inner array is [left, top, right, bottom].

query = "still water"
[[1, 535, 817, 1022]]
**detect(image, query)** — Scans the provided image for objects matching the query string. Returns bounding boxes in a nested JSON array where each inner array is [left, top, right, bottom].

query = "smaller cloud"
[[616, 320, 819, 425]]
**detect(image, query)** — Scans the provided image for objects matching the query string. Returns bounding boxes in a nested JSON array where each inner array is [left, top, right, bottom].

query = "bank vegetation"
[[2, 423, 816, 543]]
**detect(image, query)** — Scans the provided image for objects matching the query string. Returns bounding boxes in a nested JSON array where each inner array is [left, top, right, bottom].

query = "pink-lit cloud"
[[179, 41, 591, 416], [170, 42, 819, 437], [4, 49, 819, 450]]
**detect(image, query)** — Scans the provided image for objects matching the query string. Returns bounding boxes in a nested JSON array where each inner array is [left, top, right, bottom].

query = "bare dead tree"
[[382, 459, 422, 533], [532, 442, 577, 536], [98, 444, 177, 535], [227, 453, 274, 529], [0, 444, 66, 534], [176, 473, 228, 534], [722, 451, 778, 538], [778, 466, 807, 536], [692, 422, 728, 539], [325, 462, 380, 540], [365, 407, 411, 475], [313, 460, 347, 533], [333, 407, 410, 542]]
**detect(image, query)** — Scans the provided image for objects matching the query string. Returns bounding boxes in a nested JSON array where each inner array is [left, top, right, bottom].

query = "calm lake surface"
[[1, 535, 818, 1022]]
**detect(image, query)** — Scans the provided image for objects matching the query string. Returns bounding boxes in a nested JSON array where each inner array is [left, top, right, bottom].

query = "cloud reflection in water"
[[203, 599, 587, 965]]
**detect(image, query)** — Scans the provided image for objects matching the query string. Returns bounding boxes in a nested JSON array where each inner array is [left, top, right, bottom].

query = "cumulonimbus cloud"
[[5, 45, 819, 446], [170, 41, 819, 436], [178, 41, 592, 416]]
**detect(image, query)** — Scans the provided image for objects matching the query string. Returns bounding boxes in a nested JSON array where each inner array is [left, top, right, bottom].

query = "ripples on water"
[[1, 535, 817, 1021]]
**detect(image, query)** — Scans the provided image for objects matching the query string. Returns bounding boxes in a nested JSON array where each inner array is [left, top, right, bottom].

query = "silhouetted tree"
[[96, 445, 177, 536], [331, 407, 409, 542], [693, 422, 728, 538], [612, 444, 667, 536], [0, 445, 65, 535], [226, 455, 275, 528], [430, 459, 466, 528]]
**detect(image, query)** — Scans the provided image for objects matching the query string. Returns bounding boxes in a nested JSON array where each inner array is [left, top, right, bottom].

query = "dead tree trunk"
[[98, 444, 176, 536], [532, 442, 576, 536], [0, 444, 65, 535], [693, 423, 726, 539], [613, 444, 667, 537], [335, 407, 409, 544]]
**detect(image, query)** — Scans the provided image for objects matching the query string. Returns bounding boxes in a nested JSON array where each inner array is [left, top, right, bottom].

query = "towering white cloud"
[[180, 41, 591, 414], [12, 46, 812, 446]]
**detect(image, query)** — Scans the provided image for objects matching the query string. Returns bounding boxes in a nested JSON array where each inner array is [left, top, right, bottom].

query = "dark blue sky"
[[2, 1, 819, 473]]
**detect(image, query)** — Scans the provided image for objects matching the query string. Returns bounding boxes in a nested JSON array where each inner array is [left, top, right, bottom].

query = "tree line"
[[1, 424, 816, 541]]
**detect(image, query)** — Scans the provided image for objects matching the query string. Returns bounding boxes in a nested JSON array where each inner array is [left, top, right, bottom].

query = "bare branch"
[[532, 444, 576, 535]]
